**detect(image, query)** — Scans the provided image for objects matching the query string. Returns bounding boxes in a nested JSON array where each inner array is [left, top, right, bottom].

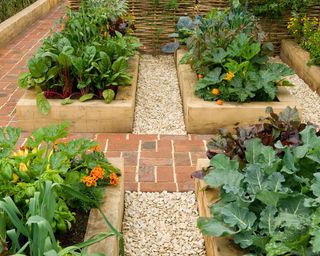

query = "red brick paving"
[[0, 1, 213, 192]]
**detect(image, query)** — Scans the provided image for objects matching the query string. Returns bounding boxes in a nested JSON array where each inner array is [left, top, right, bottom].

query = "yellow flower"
[[12, 149, 28, 157], [224, 71, 235, 81], [12, 173, 19, 183], [19, 163, 28, 172], [212, 88, 220, 95]]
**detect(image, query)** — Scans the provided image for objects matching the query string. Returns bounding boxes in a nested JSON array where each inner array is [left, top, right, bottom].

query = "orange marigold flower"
[[90, 145, 101, 152], [110, 173, 119, 186], [61, 24, 65, 31], [82, 176, 97, 187], [224, 71, 235, 81], [197, 74, 204, 79], [212, 88, 220, 95], [216, 99, 223, 105], [90, 166, 105, 179]]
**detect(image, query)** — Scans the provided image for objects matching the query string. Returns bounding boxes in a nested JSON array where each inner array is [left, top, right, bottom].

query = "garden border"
[[195, 158, 243, 256], [175, 49, 301, 134], [280, 39, 320, 95], [85, 157, 125, 256], [0, 0, 61, 47], [16, 55, 140, 133]]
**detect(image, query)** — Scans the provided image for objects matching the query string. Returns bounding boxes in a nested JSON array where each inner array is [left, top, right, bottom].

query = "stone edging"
[[176, 49, 301, 134], [280, 39, 320, 95], [0, 0, 61, 47], [195, 159, 243, 256], [85, 157, 125, 256]]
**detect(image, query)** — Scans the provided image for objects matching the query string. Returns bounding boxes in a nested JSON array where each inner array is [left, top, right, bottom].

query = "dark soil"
[[56, 209, 90, 248]]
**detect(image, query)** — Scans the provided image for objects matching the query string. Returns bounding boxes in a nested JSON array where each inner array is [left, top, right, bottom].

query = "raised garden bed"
[[195, 158, 243, 256], [176, 49, 301, 134], [16, 55, 139, 133], [281, 39, 320, 95], [85, 157, 125, 256], [0, 0, 60, 47]]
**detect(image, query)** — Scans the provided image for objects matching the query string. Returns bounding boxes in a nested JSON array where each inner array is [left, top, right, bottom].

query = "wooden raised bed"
[[195, 159, 243, 256], [16, 55, 139, 133], [85, 157, 125, 256], [0, 0, 61, 47], [175, 49, 301, 134], [281, 39, 320, 95]]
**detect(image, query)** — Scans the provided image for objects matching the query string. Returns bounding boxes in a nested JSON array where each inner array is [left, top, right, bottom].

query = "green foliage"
[[307, 32, 320, 65], [198, 108, 320, 255], [0, 181, 124, 255], [288, 16, 320, 66], [181, 4, 293, 103], [240, 0, 318, 18], [18, 0, 141, 114], [0, 123, 121, 237]]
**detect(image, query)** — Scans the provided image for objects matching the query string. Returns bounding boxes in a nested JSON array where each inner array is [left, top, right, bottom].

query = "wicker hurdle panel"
[[128, 0, 195, 54], [66, 0, 319, 55], [67, 0, 81, 10]]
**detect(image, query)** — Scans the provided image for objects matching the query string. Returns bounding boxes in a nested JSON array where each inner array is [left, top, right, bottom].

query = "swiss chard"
[[18, 0, 141, 114]]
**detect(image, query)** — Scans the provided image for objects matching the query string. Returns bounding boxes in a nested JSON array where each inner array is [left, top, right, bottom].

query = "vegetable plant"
[[196, 107, 320, 255], [161, 16, 200, 53], [18, 0, 141, 114], [0, 122, 121, 233], [0, 181, 125, 255], [181, 2, 294, 104]]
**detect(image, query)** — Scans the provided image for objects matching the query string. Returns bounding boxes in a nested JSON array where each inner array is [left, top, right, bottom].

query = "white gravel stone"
[[271, 56, 320, 125], [133, 55, 186, 135], [285, 74, 320, 125], [123, 191, 206, 256]]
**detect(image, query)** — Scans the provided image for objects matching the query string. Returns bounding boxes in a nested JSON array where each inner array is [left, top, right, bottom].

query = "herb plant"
[[180, 2, 293, 104], [18, 0, 141, 114], [197, 107, 320, 255]]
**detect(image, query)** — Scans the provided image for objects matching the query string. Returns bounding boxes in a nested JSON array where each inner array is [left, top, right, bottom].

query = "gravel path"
[[285, 74, 320, 125], [271, 56, 320, 125], [133, 55, 186, 135], [123, 191, 206, 256]]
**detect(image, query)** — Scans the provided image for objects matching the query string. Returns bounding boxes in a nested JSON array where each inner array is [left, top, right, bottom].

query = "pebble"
[[271, 56, 320, 125], [133, 55, 186, 135], [123, 191, 206, 256]]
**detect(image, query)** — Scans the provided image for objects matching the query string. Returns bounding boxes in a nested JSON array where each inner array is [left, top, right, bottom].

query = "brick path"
[[0, 2, 213, 192]]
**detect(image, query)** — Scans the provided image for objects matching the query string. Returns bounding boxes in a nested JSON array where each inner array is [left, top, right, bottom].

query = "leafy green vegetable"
[[180, 3, 293, 103], [18, 0, 141, 113], [197, 107, 320, 255]]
